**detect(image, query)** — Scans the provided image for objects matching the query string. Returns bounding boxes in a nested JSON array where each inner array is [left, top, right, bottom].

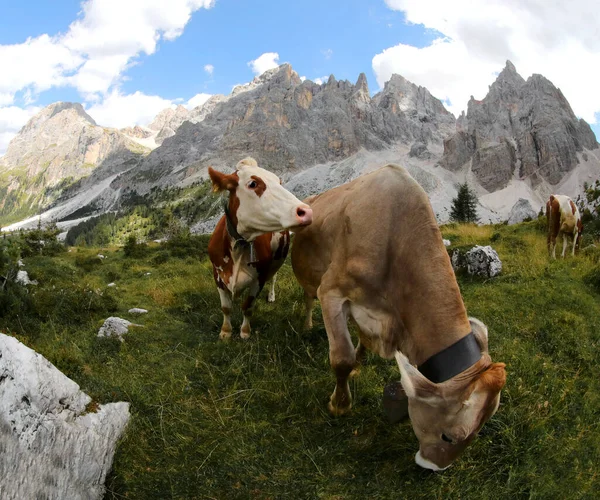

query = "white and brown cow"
[[546, 194, 583, 259], [291, 164, 506, 471], [208, 158, 312, 340]]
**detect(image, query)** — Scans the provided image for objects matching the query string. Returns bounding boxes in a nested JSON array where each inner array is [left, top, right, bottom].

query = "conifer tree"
[[450, 183, 479, 223]]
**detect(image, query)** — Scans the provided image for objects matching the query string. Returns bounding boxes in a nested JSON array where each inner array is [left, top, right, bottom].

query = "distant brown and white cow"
[[546, 194, 583, 259], [208, 158, 312, 340], [291, 164, 506, 471]]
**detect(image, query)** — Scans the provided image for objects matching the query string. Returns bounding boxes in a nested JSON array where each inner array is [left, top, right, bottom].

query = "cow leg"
[[241, 281, 262, 340], [572, 229, 578, 256], [319, 292, 355, 416], [562, 234, 568, 258], [350, 341, 366, 378], [267, 273, 277, 303], [304, 292, 315, 330], [217, 288, 233, 340], [551, 237, 557, 259]]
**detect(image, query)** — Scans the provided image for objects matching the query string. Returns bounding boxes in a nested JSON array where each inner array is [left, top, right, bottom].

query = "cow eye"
[[248, 180, 257, 189], [441, 433, 453, 443]]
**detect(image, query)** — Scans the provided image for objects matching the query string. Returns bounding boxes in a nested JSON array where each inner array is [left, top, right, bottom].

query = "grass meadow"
[[2, 219, 600, 499]]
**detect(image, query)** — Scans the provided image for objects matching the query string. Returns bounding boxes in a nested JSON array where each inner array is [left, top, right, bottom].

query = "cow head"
[[208, 158, 312, 241], [395, 317, 506, 471]]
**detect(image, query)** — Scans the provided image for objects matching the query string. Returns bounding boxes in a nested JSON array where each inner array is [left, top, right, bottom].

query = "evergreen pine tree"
[[450, 183, 479, 223]]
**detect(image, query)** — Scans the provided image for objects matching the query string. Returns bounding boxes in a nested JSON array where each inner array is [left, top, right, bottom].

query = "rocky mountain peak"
[[48, 102, 96, 125], [492, 60, 526, 89], [441, 61, 598, 191]]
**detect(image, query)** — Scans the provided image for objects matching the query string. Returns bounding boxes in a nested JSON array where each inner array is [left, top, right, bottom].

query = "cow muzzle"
[[295, 204, 313, 227], [415, 450, 450, 472]]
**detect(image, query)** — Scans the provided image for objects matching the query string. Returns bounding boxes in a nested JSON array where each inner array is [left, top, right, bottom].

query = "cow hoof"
[[327, 400, 352, 417], [219, 331, 232, 340], [267, 294, 275, 303], [240, 331, 251, 340], [350, 367, 361, 378], [304, 320, 313, 330]]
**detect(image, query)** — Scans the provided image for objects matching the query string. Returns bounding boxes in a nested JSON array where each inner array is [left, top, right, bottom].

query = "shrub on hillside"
[[17, 221, 65, 257], [166, 233, 210, 259], [123, 234, 148, 258]]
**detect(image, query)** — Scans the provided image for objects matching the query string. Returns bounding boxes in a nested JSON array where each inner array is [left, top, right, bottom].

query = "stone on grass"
[[107, 282, 116, 287], [0, 332, 130, 500], [128, 308, 148, 315], [443, 239, 451, 247], [465, 245, 502, 277], [97, 317, 139, 341], [15, 270, 38, 286], [451, 245, 502, 278]]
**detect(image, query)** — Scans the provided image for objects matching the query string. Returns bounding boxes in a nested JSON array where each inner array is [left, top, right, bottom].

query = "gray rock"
[[0, 333, 130, 500], [97, 317, 139, 341], [409, 141, 431, 159], [507, 198, 537, 225], [128, 308, 148, 314], [107, 282, 116, 287], [465, 246, 502, 277], [451, 245, 502, 278], [443, 239, 451, 247], [15, 270, 37, 286]]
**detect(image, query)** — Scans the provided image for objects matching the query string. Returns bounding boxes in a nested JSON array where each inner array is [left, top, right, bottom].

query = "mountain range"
[[1, 61, 598, 234]]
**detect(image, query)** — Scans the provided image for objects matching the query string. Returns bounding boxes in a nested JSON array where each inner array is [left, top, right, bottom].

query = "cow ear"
[[208, 167, 238, 193], [477, 362, 506, 393], [395, 351, 442, 403], [469, 317, 489, 353]]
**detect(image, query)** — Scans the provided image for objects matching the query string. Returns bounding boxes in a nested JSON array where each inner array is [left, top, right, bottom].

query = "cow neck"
[[222, 195, 256, 262], [398, 217, 476, 375], [417, 332, 482, 383]]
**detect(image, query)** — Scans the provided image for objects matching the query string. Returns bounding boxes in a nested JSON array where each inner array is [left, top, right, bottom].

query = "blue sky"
[[1, 0, 599, 154]]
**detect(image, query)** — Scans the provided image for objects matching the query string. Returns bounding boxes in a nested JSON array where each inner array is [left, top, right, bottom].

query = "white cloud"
[[377, 0, 600, 123], [0, 106, 41, 155], [312, 76, 329, 85], [85, 91, 174, 129], [204, 64, 214, 75], [0, 0, 215, 151], [322, 48, 333, 60], [0, 0, 215, 100], [187, 93, 212, 109], [248, 52, 280, 76]]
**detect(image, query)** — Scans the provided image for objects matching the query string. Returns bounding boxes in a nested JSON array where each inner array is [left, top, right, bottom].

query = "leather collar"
[[222, 197, 255, 262], [417, 332, 481, 383]]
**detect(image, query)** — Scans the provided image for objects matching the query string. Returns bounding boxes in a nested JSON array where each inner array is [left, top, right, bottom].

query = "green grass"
[[2, 220, 600, 499]]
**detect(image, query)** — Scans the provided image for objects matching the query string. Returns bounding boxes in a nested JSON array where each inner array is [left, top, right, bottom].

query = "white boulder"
[[128, 308, 148, 315], [0, 333, 130, 500], [97, 317, 139, 341], [15, 270, 38, 286]]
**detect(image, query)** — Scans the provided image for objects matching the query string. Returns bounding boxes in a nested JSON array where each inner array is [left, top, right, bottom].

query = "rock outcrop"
[[0, 102, 150, 224], [507, 198, 538, 224], [440, 61, 598, 191], [0, 333, 130, 500], [128, 64, 456, 188]]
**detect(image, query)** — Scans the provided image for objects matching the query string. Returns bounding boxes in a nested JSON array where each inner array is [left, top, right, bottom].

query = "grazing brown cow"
[[291, 164, 506, 471], [208, 158, 312, 340], [546, 194, 583, 259]]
